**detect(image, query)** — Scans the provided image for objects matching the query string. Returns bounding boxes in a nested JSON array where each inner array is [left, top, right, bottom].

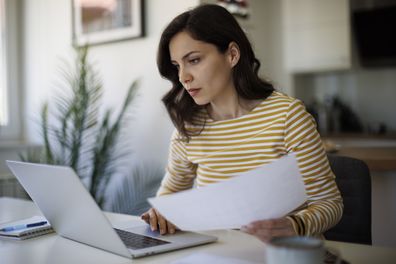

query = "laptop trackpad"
[[125, 225, 163, 238], [113, 220, 213, 245], [112, 219, 164, 238]]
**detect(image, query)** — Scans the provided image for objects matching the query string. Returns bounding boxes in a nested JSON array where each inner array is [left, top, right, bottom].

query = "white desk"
[[1, 197, 395, 264]]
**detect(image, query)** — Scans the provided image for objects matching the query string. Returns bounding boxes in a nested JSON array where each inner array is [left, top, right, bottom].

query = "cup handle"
[[325, 247, 342, 264]]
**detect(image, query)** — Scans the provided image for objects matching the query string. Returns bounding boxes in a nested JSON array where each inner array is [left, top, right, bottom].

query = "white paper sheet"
[[148, 154, 307, 231]]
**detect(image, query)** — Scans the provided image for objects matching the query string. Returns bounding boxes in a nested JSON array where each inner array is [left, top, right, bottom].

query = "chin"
[[192, 98, 209, 105]]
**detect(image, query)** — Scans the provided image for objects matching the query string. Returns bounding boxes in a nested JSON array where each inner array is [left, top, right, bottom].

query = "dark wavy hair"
[[157, 4, 274, 141]]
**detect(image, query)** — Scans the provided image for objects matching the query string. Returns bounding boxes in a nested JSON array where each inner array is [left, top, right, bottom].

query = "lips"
[[187, 88, 201, 97]]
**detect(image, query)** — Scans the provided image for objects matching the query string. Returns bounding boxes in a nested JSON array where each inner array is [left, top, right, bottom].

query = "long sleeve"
[[284, 100, 344, 236], [156, 91, 343, 236], [156, 129, 197, 196]]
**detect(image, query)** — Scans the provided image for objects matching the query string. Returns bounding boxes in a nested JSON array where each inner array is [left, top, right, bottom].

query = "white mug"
[[265, 236, 338, 264]]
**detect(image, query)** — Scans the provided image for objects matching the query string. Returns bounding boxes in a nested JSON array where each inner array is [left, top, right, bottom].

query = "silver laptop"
[[6, 160, 217, 259]]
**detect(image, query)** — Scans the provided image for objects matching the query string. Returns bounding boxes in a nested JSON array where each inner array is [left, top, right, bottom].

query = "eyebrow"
[[171, 51, 200, 64]]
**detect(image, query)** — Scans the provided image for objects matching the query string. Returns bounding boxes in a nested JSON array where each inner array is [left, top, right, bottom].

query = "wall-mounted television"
[[352, 5, 396, 68]]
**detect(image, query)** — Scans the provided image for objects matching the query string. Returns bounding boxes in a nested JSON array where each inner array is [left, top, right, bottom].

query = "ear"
[[227, 42, 240, 68]]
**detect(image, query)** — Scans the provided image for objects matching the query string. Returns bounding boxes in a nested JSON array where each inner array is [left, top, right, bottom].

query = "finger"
[[253, 231, 272, 243], [241, 224, 262, 236], [155, 209, 168, 235], [140, 212, 149, 224], [263, 227, 295, 238], [240, 225, 249, 232], [250, 218, 290, 229], [242, 220, 296, 243], [241, 226, 272, 242], [148, 208, 158, 231], [167, 221, 176, 234], [249, 226, 296, 242]]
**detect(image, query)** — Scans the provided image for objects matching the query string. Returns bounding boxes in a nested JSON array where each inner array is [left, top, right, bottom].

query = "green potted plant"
[[21, 46, 137, 208]]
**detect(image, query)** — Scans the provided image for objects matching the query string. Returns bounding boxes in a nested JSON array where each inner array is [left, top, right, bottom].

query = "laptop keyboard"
[[114, 228, 170, 250]]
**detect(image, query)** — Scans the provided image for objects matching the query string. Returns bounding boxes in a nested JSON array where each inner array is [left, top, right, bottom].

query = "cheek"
[[202, 61, 232, 87]]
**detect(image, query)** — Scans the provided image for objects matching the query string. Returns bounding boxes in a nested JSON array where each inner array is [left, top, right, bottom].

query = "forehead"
[[169, 31, 217, 61]]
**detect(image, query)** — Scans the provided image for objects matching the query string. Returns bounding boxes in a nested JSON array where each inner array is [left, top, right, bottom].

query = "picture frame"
[[72, 0, 144, 46]]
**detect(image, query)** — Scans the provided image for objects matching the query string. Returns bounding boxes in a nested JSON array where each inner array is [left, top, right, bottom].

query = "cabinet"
[[282, 0, 351, 73]]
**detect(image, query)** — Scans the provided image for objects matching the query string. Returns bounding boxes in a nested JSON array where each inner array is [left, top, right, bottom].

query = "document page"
[[148, 154, 307, 231]]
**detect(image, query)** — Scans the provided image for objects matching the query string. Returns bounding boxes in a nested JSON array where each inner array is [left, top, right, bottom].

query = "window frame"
[[0, 0, 22, 142]]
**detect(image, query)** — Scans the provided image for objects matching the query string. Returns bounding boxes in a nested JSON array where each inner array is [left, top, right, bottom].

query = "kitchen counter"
[[323, 134, 396, 171]]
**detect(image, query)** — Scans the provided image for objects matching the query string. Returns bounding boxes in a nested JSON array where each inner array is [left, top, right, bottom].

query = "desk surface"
[[1, 197, 395, 264]]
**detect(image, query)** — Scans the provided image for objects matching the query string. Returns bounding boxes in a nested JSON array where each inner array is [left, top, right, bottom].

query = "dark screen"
[[353, 6, 396, 67]]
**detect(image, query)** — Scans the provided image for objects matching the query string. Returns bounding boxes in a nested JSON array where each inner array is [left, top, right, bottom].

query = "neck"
[[207, 95, 261, 121]]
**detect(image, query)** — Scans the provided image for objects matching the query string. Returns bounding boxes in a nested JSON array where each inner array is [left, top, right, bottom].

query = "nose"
[[179, 67, 192, 86]]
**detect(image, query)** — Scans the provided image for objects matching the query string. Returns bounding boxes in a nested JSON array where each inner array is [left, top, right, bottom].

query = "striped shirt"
[[157, 91, 343, 236]]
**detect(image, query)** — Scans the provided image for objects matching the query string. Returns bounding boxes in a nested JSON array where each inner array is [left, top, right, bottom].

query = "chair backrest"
[[324, 154, 372, 245]]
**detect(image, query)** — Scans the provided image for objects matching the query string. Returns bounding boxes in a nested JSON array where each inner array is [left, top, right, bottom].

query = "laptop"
[[6, 160, 217, 259]]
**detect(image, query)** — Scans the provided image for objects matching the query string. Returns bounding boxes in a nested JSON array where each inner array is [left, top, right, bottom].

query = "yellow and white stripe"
[[157, 91, 343, 236]]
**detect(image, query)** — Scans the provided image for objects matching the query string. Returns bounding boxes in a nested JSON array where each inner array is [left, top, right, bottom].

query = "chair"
[[324, 154, 372, 245]]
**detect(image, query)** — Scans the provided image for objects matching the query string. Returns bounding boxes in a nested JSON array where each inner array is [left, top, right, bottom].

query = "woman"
[[141, 4, 343, 243]]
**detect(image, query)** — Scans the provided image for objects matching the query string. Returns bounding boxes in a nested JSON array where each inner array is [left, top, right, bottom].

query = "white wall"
[[294, 56, 396, 133], [245, 0, 292, 94], [289, 0, 396, 132], [337, 68, 396, 132], [201, 0, 292, 94], [21, 0, 200, 168]]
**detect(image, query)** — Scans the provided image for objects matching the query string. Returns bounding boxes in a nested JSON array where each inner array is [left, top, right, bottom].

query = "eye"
[[189, 58, 200, 64]]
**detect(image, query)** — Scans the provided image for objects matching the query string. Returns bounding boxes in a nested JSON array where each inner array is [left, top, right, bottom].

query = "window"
[[0, 0, 21, 141]]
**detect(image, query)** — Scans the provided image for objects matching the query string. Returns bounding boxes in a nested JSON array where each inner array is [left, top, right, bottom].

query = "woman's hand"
[[140, 208, 177, 235], [241, 217, 297, 243]]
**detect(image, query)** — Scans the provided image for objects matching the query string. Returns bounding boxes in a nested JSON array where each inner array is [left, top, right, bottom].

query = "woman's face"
[[169, 31, 237, 106]]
